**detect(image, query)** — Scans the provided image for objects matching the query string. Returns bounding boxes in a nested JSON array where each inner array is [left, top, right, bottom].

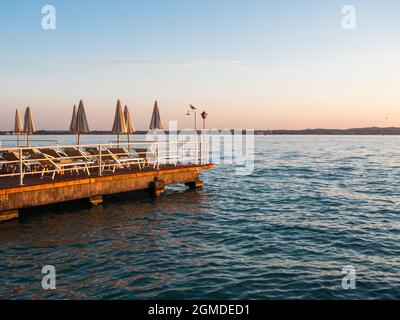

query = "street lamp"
[[201, 111, 208, 130], [186, 104, 198, 132], [199, 111, 208, 165]]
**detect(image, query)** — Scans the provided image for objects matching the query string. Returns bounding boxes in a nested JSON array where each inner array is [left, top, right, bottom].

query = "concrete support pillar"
[[148, 178, 165, 197], [89, 195, 103, 206], [185, 180, 204, 189], [0, 210, 19, 223]]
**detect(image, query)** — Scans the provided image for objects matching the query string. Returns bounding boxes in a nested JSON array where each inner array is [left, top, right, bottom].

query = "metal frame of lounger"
[[41, 148, 60, 158], [23, 153, 56, 178], [62, 148, 95, 170], [84, 148, 119, 173], [157, 144, 180, 167], [0, 152, 19, 173], [141, 145, 179, 168], [108, 148, 144, 170], [63, 148, 92, 162], [0, 155, 5, 174], [132, 148, 160, 169], [95, 149, 138, 172], [100, 150, 119, 173], [0, 151, 38, 175], [22, 150, 50, 175], [42, 154, 91, 180]]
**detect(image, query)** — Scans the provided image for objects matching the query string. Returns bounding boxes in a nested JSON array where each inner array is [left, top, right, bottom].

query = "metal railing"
[[0, 139, 209, 186]]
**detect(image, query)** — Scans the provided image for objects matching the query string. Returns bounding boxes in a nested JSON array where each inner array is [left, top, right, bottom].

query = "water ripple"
[[1, 136, 400, 299]]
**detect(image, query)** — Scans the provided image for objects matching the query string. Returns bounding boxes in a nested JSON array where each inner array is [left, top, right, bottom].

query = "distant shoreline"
[[1, 127, 400, 135]]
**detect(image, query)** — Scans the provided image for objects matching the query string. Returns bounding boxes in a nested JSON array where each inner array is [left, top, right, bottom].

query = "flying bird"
[[190, 104, 197, 110]]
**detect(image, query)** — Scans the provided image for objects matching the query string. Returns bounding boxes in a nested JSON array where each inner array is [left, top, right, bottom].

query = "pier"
[[0, 140, 212, 222]]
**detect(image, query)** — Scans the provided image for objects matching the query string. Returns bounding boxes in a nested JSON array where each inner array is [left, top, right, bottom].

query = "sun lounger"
[[85, 148, 119, 173], [108, 147, 143, 170], [41, 154, 91, 180], [159, 144, 180, 166], [20, 149, 47, 173], [0, 151, 35, 174], [133, 147, 159, 168], [0, 152, 18, 173], [133, 145, 179, 168], [41, 148, 67, 159], [63, 148, 91, 162]]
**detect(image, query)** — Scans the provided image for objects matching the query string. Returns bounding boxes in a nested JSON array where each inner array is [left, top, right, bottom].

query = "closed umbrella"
[[76, 99, 90, 145], [69, 105, 77, 134], [14, 109, 23, 146], [23, 106, 36, 146], [111, 100, 127, 144], [149, 100, 164, 169], [149, 100, 164, 130], [124, 105, 135, 149]]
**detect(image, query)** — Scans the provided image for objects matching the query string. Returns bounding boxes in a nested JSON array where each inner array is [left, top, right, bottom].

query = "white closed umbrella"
[[23, 106, 36, 146], [112, 100, 127, 144], [76, 99, 90, 145], [14, 109, 23, 146], [149, 101, 164, 169], [124, 105, 135, 148], [69, 105, 77, 134]]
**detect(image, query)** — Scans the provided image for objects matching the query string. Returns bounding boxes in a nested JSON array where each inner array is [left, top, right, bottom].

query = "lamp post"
[[187, 105, 200, 164], [186, 104, 198, 132], [199, 111, 208, 165], [201, 111, 208, 130]]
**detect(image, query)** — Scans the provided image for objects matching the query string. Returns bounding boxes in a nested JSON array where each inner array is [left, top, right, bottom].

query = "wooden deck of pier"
[[0, 163, 213, 222]]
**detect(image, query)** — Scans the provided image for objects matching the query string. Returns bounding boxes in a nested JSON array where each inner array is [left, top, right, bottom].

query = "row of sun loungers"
[[0, 146, 170, 180]]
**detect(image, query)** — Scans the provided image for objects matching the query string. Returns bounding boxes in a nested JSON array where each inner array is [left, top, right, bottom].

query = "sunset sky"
[[1, 0, 400, 130]]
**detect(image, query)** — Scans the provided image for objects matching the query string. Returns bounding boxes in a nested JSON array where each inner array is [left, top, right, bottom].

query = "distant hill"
[[1, 127, 400, 135], [0, 130, 149, 135], [256, 127, 400, 135]]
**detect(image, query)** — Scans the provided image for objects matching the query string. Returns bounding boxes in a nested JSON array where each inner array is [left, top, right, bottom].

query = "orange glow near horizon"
[[1, 1, 400, 131]]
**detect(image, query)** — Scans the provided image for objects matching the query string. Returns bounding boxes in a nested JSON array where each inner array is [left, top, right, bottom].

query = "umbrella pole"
[[155, 131, 159, 170], [127, 134, 130, 152], [77, 134, 80, 145], [16, 134, 19, 147]]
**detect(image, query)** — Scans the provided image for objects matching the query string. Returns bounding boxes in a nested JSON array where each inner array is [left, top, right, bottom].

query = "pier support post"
[[0, 210, 19, 223], [185, 172, 203, 189], [148, 178, 165, 197], [185, 180, 204, 189], [89, 195, 103, 206]]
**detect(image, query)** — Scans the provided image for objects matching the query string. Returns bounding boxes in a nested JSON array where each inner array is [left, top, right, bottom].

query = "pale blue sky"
[[1, 0, 400, 130]]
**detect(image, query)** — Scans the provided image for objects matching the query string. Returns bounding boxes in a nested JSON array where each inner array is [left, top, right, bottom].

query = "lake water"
[[1, 135, 400, 299]]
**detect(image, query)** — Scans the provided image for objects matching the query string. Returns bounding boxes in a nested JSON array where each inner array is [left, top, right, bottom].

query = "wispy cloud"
[[77, 59, 242, 68]]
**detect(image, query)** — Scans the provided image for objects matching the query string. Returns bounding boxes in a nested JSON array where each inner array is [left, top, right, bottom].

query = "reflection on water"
[[1, 135, 400, 299]]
